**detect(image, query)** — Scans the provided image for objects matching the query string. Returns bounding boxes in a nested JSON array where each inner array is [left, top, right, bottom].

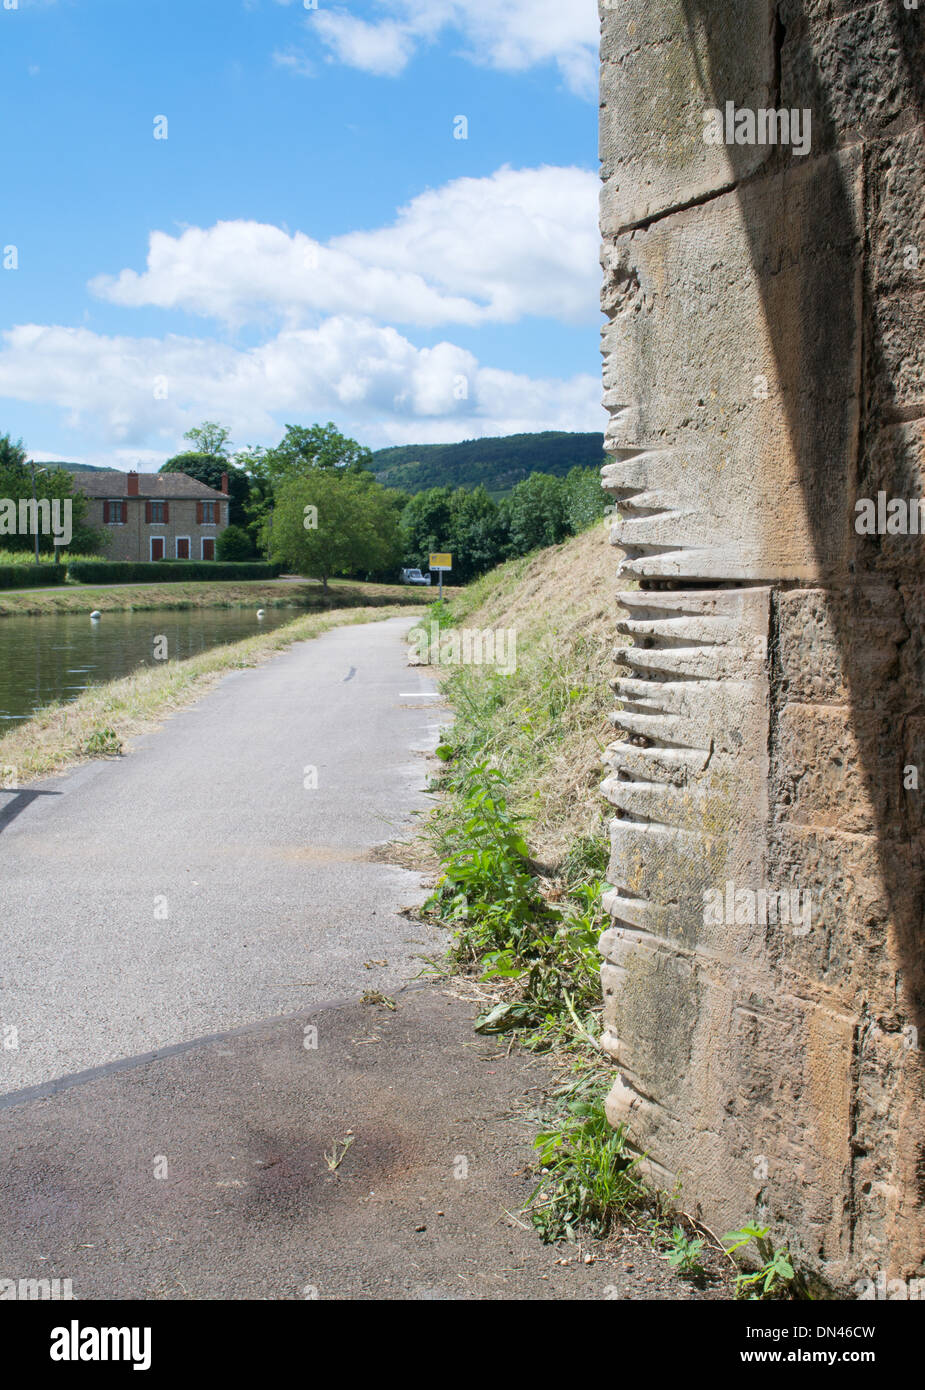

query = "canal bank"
[[0, 576, 433, 618], [0, 603, 418, 787]]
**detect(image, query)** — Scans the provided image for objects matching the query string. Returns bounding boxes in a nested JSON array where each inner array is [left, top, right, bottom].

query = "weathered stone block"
[[772, 704, 896, 837], [775, 586, 906, 707], [601, 149, 862, 583], [780, 3, 925, 153], [599, 0, 776, 231]]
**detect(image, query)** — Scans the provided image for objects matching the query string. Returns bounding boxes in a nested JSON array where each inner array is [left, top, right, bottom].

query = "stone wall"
[[599, 0, 924, 1290], [88, 498, 229, 562]]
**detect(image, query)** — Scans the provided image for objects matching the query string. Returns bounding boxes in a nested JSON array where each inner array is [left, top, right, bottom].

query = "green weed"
[[528, 1090, 646, 1243], [83, 727, 122, 757], [723, 1224, 795, 1299], [664, 1226, 707, 1280]]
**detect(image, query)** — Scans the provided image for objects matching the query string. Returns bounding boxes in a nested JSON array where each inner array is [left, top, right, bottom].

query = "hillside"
[[42, 461, 109, 473], [427, 520, 628, 867], [371, 430, 605, 494]]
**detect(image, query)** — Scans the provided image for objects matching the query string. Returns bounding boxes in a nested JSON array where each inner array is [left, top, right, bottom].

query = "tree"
[[0, 433, 27, 475], [182, 421, 232, 459], [233, 445, 273, 555], [400, 487, 454, 572], [446, 485, 506, 582], [500, 472, 569, 556], [562, 465, 607, 533], [159, 451, 251, 529], [0, 438, 99, 556], [263, 422, 373, 482], [270, 470, 400, 592], [215, 524, 254, 560]]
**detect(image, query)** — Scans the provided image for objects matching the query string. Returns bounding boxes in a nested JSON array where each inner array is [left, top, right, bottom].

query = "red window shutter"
[[145, 500, 152, 523], [103, 500, 110, 523], [196, 501, 203, 524]]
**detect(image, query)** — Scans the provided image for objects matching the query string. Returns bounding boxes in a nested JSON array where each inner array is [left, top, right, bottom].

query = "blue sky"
[[0, 0, 603, 469]]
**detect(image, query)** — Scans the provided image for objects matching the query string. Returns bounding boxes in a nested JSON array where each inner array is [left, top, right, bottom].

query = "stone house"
[[76, 470, 230, 561]]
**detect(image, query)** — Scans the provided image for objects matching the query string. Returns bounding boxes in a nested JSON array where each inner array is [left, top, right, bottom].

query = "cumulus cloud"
[[0, 318, 603, 457], [89, 165, 600, 330], [311, 12, 417, 77], [298, 0, 599, 99]]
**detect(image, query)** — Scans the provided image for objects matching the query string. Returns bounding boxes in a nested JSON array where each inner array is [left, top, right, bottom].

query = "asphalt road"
[[0, 616, 446, 1094], [0, 615, 717, 1301]]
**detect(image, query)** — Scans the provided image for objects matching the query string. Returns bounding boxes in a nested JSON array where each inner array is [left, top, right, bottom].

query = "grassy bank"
[[415, 528, 793, 1294], [0, 603, 417, 786], [417, 524, 640, 1239], [421, 523, 621, 867], [0, 576, 449, 617]]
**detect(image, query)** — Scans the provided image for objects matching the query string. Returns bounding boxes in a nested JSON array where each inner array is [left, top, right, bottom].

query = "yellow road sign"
[[429, 552, 452, 570]]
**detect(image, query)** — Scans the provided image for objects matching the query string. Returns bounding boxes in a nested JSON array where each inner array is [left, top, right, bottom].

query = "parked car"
[[399, 567, 432, 585]]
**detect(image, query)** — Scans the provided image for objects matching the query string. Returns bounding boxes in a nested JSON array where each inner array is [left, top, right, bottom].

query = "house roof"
[[74, 471, 228, 501]]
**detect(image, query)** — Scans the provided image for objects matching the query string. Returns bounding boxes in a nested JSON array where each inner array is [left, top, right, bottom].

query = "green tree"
[[233, 445, 273, 554], [215, 524, 254, 560], [500, 472, 569, 556], [562, 465, 607, 533], [263, 422, 373, 482], [182, 421, 232, 458], [0, 433, 28, 475], [270, 469, 400, 592], [400, 486, 454, 572], [0, 438, 98, 556], [159, 451, 251, 528], [446, 485, 506, 582]]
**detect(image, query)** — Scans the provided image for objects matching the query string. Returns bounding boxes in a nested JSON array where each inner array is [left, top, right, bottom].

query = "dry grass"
[[431, 524, 633, 869], [0, 604, 417, 787]]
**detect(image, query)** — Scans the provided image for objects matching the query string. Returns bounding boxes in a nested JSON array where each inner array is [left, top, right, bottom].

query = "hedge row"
[[0, 563, 69, 589], [65, 560, 284, 584]]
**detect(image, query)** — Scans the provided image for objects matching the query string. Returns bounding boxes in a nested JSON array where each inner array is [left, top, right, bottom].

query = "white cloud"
[[89, 165, 599, 330], [312, 12, 417, 77], [295, 0, 599, 98], [0, 317, 603, 460], [271, 48, 315, 78]]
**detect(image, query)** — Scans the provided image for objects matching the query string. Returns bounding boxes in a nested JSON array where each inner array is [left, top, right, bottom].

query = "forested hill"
[[45, 462, 110, 472], [370, 431, 605, 494]]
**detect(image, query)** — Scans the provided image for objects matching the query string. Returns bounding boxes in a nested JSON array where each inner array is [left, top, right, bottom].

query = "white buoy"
[[90, 610, 102, 621], [256, 608, 265, 619]]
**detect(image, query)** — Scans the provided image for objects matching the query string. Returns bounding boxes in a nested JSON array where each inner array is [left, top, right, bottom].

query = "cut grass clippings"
[[0, 604, 418, 787]]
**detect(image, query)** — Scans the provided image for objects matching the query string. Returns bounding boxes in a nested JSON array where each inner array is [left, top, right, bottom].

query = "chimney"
[[127, 470, 139, 497], [220, 471, 229, 495]]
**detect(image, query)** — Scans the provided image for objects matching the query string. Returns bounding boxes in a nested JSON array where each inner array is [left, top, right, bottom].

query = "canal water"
[[0, 606, 300, 725]]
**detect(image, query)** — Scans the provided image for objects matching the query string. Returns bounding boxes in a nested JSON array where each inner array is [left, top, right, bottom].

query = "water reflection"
[[0, 606, 299, 723]]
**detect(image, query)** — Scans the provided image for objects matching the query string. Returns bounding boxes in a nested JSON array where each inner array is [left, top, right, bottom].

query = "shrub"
[[215, 524, 254, 561], [0, 563, 69, 589], [66, 560, 283, 584]]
